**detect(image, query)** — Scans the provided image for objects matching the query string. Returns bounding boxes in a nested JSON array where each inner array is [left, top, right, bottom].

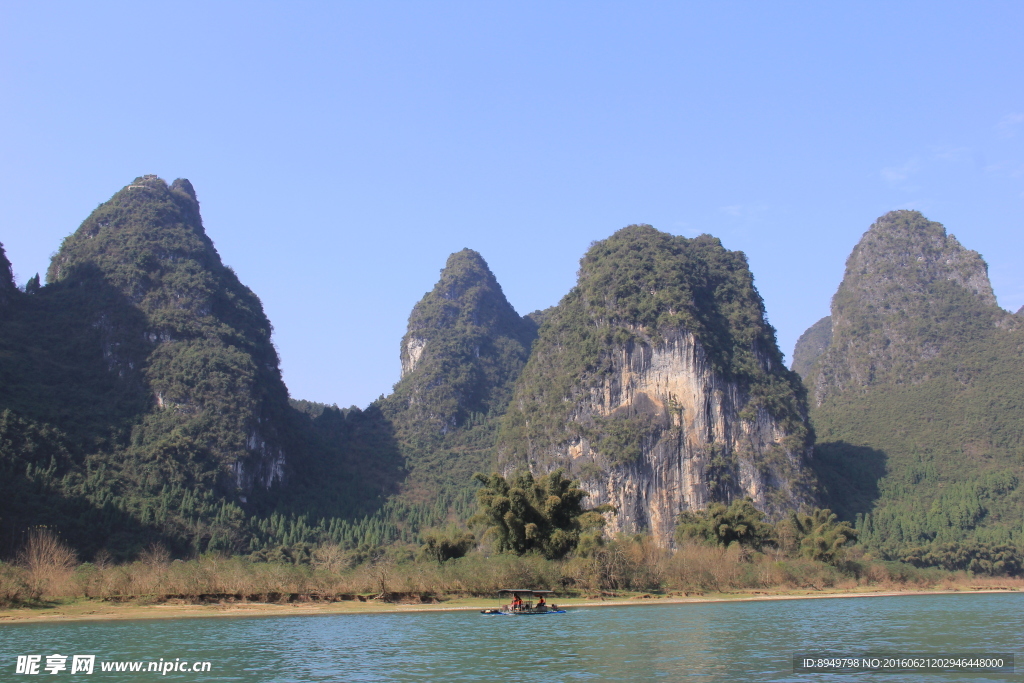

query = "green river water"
[[1, 593, 1020, 681]]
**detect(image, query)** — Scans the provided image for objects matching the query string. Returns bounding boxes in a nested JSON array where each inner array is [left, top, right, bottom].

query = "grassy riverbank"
[[2, 536, 1022, 623]]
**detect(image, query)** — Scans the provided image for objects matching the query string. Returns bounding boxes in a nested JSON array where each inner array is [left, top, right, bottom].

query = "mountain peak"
[[169, 178, 198, 202], [47, 175, 216, 286], [432, 248, 500, 304], [810, 210, 1003, 404], [846, 210, 997, 306], [43, 176, 289, 492], [401, 248, 525, 378], [390, 248, 535, 433]]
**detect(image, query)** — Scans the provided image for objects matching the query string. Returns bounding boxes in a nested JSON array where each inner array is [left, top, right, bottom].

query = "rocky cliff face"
[[498, 226, 815, 544], [47, 175, 291, 492], [809, 210, 1009, 406]]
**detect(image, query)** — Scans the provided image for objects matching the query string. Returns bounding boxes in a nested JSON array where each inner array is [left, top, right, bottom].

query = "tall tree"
[[471, 469, 607, 559]]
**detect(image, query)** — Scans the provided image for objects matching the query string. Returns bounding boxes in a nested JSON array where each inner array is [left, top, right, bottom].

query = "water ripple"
[[1, 593, 1020, 682]]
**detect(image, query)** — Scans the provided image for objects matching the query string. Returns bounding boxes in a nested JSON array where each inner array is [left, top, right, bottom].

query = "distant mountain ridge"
[[791, 316, 831, 379], [8, 179, 1019, 565]]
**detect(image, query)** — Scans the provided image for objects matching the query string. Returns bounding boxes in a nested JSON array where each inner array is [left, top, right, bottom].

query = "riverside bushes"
[[2, 533, 1021, 609]]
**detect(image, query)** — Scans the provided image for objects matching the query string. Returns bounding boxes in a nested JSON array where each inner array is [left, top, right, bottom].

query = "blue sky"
[[2, 2, 1022, 408]]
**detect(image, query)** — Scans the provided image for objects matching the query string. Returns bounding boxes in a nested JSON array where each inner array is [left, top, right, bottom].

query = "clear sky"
[[2, 2, 1022, 408]]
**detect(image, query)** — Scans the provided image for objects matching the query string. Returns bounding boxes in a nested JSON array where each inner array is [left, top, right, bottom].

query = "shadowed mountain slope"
[[0, 177, 307, 557]]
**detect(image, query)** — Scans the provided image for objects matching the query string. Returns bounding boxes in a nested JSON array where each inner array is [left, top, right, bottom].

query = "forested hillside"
[[800, 211, 1024, 568], [0, 176, 302, 556], [5, 182, 1019, 570], [0, 177, 406, 559], [0, 183, 545, 561]]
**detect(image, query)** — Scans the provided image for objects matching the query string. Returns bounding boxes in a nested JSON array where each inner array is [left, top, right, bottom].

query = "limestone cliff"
[[808, 210, 1010, 406], [46, 175, 291, 493], [497, 226, 815, 544]]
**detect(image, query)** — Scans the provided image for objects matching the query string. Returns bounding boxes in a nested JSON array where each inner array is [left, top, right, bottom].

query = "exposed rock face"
[[498, 226, 815, 545], [389, 248, 536, 434], [401, 336, 427, 378], [47, 175, 291, 492], [791, 316, 831, 378], [809, 210, 1008, 406], [0, 242, 15, 306]]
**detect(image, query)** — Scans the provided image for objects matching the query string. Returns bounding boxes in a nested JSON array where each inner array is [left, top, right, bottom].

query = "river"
[[1, 593, 1020, 681]]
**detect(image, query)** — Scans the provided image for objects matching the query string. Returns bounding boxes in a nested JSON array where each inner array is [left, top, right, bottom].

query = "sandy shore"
[[1, 587, 1018, 624]]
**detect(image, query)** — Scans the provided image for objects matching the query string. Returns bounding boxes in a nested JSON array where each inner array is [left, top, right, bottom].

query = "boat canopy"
[[498, 589, 554, 595]]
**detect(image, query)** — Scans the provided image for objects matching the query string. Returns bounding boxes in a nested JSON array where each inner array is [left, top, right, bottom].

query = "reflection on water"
[[1, 593, 1021, 682]]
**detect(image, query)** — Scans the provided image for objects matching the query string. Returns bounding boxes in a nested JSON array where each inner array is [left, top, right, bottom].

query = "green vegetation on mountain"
[[0, 177, 409, 560], [809, 210, 1002, 403], [44, 175, 294, 488], [0, 242, 15, 304], [379, 249, 537, 513], [0, 177, 282, 555], [498, 224, 809, 470], [791, 315, 831, 379], [6, 181, 1022, 580], [805, 211, 1024, 567]]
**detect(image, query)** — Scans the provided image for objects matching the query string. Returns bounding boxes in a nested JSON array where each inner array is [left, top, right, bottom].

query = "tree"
[[784, 508, 858, 564], [902, 542, 1022, 576], [24, 273, 40, 294], [674, 498, 774, 550], [470, 469, 609, 559], [419, 528, 475, 564]]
